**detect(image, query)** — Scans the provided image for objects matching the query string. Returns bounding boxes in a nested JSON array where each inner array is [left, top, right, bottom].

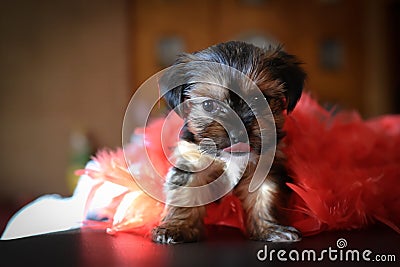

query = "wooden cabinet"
[[129, 0, 393, 116]]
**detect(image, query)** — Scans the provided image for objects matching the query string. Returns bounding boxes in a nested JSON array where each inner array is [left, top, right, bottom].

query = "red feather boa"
[[78, 93, 400, 237]]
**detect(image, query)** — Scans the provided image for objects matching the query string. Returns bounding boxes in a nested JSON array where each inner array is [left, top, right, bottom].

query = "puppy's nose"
[[230, 129, 247, 144]]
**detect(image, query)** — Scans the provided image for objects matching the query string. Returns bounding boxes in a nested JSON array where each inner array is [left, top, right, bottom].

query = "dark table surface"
[[0, 224, 399, 267]]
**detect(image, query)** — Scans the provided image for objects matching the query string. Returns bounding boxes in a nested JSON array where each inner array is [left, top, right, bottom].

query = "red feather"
[[284, 94, 400, 235]]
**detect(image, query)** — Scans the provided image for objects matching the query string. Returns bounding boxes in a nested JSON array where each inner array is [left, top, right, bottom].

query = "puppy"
[[152, 41, 305, 243]]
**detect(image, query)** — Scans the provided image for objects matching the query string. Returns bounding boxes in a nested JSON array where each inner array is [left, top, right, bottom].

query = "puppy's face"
[[182, 82, 276, 155], [160, 41, 305, 155]]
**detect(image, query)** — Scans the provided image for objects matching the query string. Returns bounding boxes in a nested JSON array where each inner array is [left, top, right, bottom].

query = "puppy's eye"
[[202, 100, 218, 113]]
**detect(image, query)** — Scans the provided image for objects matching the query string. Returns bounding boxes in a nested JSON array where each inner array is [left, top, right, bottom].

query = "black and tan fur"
[[152, 41, 306, 243]]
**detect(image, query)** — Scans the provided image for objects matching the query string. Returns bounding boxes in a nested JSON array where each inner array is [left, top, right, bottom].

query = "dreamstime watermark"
[[256, 238, 397, 262], [122, 62, 277, 207]]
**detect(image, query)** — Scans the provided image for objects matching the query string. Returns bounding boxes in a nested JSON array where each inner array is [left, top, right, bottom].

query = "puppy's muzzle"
[[229, 128, 247, 144]]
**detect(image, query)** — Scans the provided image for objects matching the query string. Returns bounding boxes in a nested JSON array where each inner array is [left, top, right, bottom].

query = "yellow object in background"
[[66, 129, 92, 194]]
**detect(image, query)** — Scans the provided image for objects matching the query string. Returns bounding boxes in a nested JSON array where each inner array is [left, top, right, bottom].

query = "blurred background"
[[0, 0, 399, 217]]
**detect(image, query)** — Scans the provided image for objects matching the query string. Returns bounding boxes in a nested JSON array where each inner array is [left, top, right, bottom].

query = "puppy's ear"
[[160, 54, 194, 117], [162, 83, 185, 116], [267, 49, 306, 113]]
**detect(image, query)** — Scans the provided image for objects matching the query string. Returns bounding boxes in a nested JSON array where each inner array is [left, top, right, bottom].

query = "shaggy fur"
[[152, 41, 306, 243]]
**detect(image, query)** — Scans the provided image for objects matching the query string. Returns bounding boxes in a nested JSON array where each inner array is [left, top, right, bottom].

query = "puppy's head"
[[160, 41, 305, 155]]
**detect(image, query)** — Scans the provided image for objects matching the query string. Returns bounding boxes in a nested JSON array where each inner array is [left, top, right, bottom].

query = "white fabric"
[[0, 161, 126, 240]]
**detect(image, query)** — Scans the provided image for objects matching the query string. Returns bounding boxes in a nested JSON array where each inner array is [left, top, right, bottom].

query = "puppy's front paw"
[[152, 223, 202, 244], [252, 224, 301, 242]]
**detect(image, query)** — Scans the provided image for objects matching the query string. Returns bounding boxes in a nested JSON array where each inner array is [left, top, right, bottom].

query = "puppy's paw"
[[252, 224, 301, 242], [152, 224, 202, 244]]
